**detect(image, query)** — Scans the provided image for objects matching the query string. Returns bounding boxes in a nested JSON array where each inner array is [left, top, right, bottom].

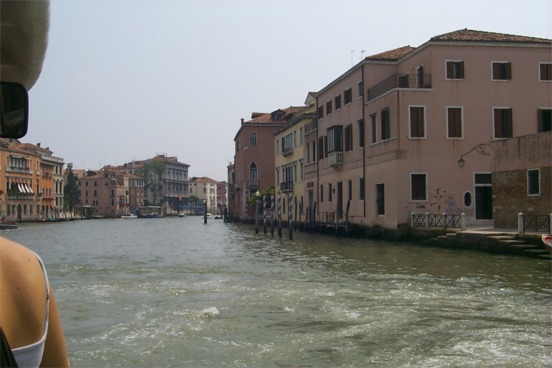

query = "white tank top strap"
[[11, 252, 50, 368]]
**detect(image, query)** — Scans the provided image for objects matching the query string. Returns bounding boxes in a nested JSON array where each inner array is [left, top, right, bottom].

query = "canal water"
[[2, 217, 551, 367]]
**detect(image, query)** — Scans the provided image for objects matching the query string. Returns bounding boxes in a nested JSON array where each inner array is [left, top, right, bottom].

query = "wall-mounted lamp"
[[458, 143, 490, 168]]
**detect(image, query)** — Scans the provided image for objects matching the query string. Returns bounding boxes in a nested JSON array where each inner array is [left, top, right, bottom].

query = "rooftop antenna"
[[360, 49, 365, 60], [350, 50, 355, 67]]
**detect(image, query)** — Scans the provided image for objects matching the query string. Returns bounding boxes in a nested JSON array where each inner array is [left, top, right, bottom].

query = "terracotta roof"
[[431, 29, 552, 44], [246, 106, 307, 124], [366, 46, 416, 61]]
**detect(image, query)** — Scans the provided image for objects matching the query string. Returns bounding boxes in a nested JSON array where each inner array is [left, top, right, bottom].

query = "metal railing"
[[367, 73, 432, 101], [518, 213, 551, 234], [411, 212, 465, 230]]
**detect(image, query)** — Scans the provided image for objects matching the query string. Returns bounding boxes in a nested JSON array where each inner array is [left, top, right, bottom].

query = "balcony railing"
[[248, 179, 258, 190], [367, 73, 432, 101], [282, 146, 294, 157], [328, 151, 343, 166], [280, 181, 294, 192]]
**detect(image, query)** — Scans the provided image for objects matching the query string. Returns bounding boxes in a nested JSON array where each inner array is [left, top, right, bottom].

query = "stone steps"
[[431, 231, 550, 258]]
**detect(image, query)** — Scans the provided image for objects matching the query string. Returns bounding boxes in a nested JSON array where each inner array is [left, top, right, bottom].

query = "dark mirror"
[[0, 82, 29, 138]]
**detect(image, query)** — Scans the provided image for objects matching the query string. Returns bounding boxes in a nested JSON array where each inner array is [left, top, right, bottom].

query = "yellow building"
[[0, 139, 65, 221], [274, 98, 316, 223]]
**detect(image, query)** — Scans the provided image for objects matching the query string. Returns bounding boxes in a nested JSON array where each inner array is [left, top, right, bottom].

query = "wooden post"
[[263, 195, 267, 234], [277, 194, 282, 238], [270, 195, 275, 236], [255, 191, 260, 234], [203, 201, 207, 224], [288, 193, 293, 240]]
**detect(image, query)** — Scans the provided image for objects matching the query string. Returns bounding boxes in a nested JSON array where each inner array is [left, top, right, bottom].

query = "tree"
[[63, 168, 80, 213], [136, 160, 166, 205]]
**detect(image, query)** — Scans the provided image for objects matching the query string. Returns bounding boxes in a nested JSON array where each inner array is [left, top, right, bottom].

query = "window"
[[492, 62, 512, 80], [381, 108, 390, 140], [249, 162, 257, 180], [348, 180, 352, 201], [327, 126, 343, 153], [527, 169, 540, 195], [464, 192, 472, 207], [447, 107, 463, 138], [538, 109, 552, 132], [335, 95, 342, 110], [326, 100, 333, 115], [494, 108, 513, 138], [370, 113, 377, 144], [411, 173, 427, 201], [344, 88, 352, 105], [358, 81, 364, 98], [446, 60, 464, 79], [318, 105, 324, 119], [358, 119, 365, 148], [344, 125, 353, 151], [409, 106, 426, 138], [320, 184, 324, 202], [329, 183, 333, 202], [249, 132, 257, 146], [540, 63, 552, 81], [359, 178, 365, 200], [376, 183, 385, 215], [318, 137, 324, 161]]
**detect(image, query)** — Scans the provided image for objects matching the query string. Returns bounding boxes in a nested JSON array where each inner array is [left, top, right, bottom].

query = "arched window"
[[249, 162, 257, 181]]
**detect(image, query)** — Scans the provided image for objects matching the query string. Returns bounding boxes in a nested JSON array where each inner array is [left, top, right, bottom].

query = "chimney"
[[241, 118, 244, 123], [37, 142, 41, 147]]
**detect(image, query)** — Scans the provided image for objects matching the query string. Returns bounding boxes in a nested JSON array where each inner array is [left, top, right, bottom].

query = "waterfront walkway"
[[427, 226, 550, 259]]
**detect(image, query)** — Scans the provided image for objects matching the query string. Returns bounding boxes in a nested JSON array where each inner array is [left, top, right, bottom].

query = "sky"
[[25, 0, 552, 181]]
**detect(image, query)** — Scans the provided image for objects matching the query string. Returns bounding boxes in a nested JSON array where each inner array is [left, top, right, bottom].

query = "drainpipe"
[[361, 63, 366, 218]]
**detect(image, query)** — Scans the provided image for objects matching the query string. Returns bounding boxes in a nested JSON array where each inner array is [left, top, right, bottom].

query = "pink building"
[[312, 29, 551, 230], [230, 107, 305, 220]]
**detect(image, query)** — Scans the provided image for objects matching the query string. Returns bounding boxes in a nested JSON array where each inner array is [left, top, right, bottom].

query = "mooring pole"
[[270, 194, 275, 236], [263, 195, 267, 234], [277, 194, 282, 238], [288, 194, 293, 240], [203, 201, 207, 224]]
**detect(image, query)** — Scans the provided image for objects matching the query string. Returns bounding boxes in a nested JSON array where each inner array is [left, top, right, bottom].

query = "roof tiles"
[[431, 28, 552, 44]]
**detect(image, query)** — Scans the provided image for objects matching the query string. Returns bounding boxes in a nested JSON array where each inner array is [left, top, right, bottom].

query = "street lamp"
[[458, 143, 490, 168]]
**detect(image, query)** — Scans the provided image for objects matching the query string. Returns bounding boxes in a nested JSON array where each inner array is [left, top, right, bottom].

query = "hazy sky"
[[25, 0, 552, 181]]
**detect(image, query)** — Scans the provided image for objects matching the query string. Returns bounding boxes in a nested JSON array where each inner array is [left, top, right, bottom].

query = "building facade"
[[189, 176, 219, 214], [229, 107, 304, 220], [0, 139, 65, 221], [77, 168, 127, 218], [491, 132, 551, 229], [312, 29, 551, 230], [120, 155, 189, 215], [274, 101, 315, 222]]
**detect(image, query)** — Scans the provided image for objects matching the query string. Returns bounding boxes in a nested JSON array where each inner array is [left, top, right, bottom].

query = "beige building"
[[274, 96, 316, 222], [312, 29, 551, 230], [189, 176, 219, 214]]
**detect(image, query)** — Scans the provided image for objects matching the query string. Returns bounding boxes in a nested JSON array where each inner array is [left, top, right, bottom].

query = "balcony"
[[282, 146, 294, 157], [248, 179, 258, 190], [280, 181, 294, 192], [328, 151, 343, 166], [367, 73, 432, 101]]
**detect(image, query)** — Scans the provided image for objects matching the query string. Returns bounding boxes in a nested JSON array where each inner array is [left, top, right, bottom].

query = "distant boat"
[[542, 235, 552, 255], [0, 223, 18, 230], [1, 216, 18, 230], [121, 214, 138, 219], [137, 206, 163, 219]]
